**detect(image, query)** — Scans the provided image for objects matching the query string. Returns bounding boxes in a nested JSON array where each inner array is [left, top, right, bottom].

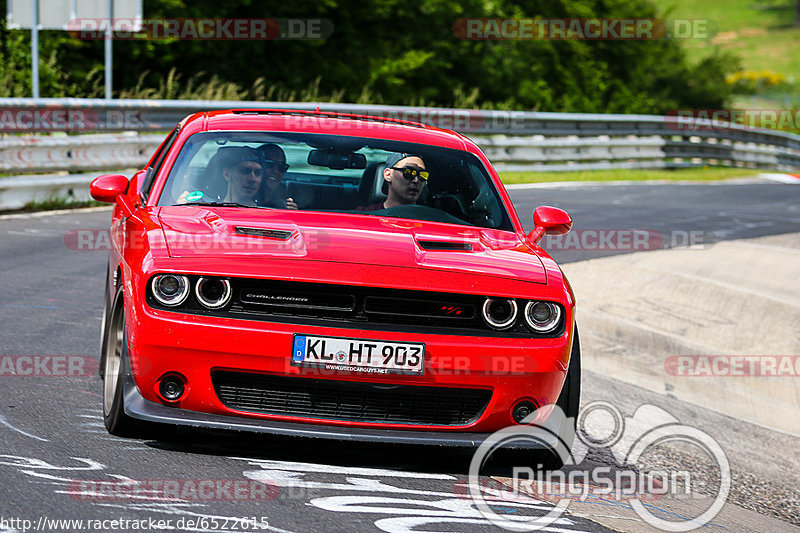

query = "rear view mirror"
[[308, 150, 367, 170]]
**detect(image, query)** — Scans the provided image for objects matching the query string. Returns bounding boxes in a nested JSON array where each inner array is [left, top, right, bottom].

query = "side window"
[[465, 162, 505, 228], [141, 126, 180, 201]]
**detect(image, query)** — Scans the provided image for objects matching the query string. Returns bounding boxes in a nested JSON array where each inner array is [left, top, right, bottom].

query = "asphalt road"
[[510, 180, 800, 263], [0, 180, 797, 533]]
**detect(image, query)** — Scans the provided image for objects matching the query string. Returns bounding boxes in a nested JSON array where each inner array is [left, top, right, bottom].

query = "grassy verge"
[[499, 167, 763, 184], [651, 0, 800, 75], [17, 196, 105, 213]]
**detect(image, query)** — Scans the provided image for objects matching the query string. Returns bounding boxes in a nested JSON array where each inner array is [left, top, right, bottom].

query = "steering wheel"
[[375, 204, 472, 225]]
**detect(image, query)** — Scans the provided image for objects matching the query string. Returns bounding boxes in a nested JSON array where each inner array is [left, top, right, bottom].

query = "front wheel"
[[556, 325, 582, 424], [495, 326, 581, 470], [535, 325, 581, 469], [102, 288, 148, 437]]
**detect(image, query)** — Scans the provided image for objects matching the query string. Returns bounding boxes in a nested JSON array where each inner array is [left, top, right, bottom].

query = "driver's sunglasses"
[[236, 166, 263, 177], [264, 159, 290, 173], [391, 166, 430, 182]]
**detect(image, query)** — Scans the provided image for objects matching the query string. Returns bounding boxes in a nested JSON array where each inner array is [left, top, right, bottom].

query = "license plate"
[[291, 334, 424, 374]]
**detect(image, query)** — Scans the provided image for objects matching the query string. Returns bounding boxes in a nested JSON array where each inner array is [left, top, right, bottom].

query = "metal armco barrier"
[[0, 133, 163, 173], [0, 98, 798, 209]]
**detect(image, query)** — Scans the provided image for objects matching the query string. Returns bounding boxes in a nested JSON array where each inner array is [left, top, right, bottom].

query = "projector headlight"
[[524, 301, 561, 333], [195, 277, 232, 309], [482, 298, 518, 330], [151, 274, 190, 307]]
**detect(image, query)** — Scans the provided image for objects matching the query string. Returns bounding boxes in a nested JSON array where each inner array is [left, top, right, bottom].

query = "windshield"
[[156, 131, 513, 231]]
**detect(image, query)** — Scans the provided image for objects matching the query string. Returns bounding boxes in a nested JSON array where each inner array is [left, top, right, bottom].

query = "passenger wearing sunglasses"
[[219, 147, 265, 206], [255, 143, 298, 210], [176, 145, 297, 209], [358, 152, 429, 211], [176, 146, 263, 205]]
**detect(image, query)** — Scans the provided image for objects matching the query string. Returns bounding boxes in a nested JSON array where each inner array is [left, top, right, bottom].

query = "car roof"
[[185, 109, 472, 151]]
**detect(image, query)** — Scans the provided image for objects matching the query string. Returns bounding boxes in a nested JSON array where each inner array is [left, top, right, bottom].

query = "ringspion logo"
[[466, 402, 730, 531]]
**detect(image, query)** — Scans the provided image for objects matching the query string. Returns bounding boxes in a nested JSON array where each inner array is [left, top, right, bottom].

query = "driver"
[[359, 152, 429, 211]]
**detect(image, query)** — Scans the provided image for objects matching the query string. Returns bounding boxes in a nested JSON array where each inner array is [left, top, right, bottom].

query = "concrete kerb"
[[562, 232, 800, 436]]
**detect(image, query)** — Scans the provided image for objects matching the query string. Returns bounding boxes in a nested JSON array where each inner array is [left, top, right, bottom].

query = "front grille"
[[213, 371, 492, 426], [230, 279, 486, 330], [147, 276, 566, 337]]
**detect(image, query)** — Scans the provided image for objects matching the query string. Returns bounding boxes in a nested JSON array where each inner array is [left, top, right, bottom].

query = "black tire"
[[496, 325, 581, 471], [98, 264, 111, 378], [544, 325, 582, 468], [102, 286, 148, 437], [556, 325, 582, 425]]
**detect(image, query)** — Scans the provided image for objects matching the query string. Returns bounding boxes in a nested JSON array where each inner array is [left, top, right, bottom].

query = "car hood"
[[157, 207, 546, 284]]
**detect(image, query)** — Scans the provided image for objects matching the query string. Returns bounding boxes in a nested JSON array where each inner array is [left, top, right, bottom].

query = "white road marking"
[[240, 459, 596, 532], [0, 414, 49, 441]]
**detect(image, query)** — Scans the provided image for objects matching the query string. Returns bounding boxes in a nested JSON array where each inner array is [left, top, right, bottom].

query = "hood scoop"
[[235, 227, 294, 240], [417, 239, 473, 251]]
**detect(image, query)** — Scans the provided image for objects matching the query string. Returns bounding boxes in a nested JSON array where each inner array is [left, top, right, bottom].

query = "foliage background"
[[0, 0, 745, 113]]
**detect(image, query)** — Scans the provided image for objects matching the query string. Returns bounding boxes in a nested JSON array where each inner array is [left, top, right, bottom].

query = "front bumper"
[[123, 370, 559, 449], [125, 298, 574, 435]]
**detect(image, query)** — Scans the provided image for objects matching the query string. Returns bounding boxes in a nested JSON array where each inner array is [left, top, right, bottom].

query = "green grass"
[[499, 167, 762, 184], [651, 0, 800, 77], [18, 196, 105, 213]]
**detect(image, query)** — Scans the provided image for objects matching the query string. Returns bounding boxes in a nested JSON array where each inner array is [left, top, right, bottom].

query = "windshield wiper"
[[180, 201, 265, 209]]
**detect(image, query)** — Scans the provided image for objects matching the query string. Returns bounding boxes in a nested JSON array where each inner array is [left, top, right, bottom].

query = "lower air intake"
[[213, 371, 491, 426]]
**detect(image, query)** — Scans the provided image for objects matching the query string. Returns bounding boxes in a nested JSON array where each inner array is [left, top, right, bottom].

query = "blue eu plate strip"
[[292, 335, 307, 362]]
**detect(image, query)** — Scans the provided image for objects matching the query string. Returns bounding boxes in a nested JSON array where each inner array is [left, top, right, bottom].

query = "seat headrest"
[[358, 162, 387, 205]]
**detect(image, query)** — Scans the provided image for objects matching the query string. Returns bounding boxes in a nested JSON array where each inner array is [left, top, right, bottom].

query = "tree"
[[1, 0, 739, 113]]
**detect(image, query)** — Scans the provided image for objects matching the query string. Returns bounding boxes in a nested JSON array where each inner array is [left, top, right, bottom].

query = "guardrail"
[[0, 98, 798, 210], [0, 133, 163, 174]]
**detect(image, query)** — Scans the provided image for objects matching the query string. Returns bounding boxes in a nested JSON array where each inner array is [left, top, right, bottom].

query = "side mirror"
[[90, 174, 129, 203], [526, 206, 572, 245]]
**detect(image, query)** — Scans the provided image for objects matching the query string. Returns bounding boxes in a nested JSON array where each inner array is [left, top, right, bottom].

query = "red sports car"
[[91, 109, 580, 452]]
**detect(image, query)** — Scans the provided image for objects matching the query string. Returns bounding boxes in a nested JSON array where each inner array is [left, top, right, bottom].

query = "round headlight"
[[195, 277, 232, 309], [151, 274, 190, 306], [482, 298, 518, 329], [524, 301, 561, 333]]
